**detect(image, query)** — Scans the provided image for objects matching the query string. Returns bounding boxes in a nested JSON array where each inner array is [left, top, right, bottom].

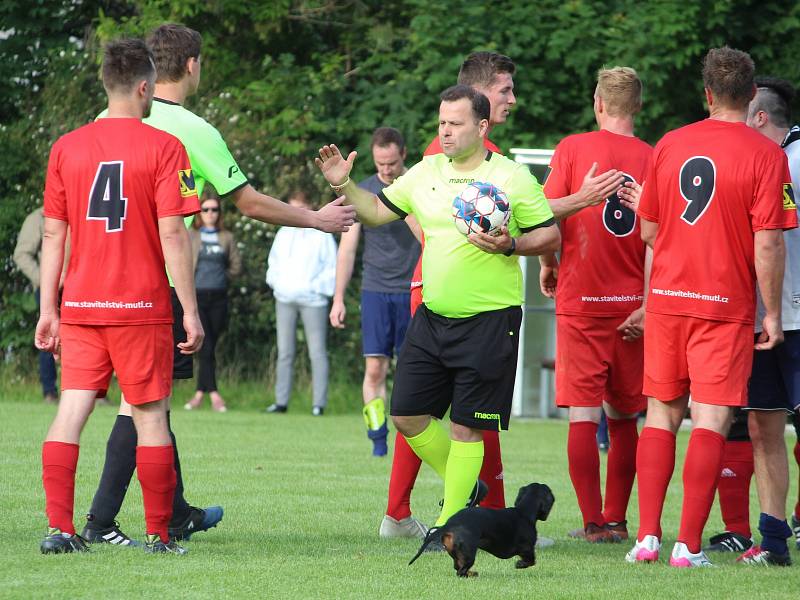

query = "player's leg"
[[670, 318, 752, 567], [793, 412, 800, 549], [41, 390, 98, 554], [381, 292, 426, 537], [603, 328, 645, 542], [745, 409, 791, 564], [439, 305, 524, 526], [557, 316, 613, 541], [705, 409, 753, 552], [269, 299, 298, 412], [602, 402, 640, 542], [299, 303, 329, 414], [108, 323, 184, 553], [390, 305, 453, 490], [739, 332, 799, 565], [361, 291, 392, 456], [41, 323, 111, 554], [627, 312, 688, 563]]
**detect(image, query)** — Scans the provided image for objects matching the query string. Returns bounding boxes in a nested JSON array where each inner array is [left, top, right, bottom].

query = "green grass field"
[[2, 389, 799, 599]]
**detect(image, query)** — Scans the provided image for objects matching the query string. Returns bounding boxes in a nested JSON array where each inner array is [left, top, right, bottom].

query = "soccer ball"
[[452, 182, 511, 236]]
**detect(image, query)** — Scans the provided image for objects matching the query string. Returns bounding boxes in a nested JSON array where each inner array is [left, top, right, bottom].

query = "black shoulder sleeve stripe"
[[218, 180, 249, 198], [519, 217, 556, 233], [378, 190, 408, 218]]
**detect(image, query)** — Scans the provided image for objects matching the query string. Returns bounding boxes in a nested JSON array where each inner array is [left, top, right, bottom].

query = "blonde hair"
[[596, 66, 642, 117]]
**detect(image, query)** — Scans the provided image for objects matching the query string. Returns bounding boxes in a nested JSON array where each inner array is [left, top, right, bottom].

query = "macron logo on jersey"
[[179, 169, 196, 197]]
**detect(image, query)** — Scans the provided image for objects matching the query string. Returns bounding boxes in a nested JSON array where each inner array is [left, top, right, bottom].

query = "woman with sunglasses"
[[185, 191, 242, 412]]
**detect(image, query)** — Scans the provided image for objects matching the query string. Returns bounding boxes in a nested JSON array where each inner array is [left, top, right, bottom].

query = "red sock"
[[42, 441, 80, 535], [568, 421, 604, 527], [386, 432, 422, 520], [717, 440, 753, 537], [136, 445, 176, 542], [678, 428, 725, 553], [479, 430, 505, 509], [794, 441, 800, 518], [603, 417, 639, 524], [636, 427, 676, 541]]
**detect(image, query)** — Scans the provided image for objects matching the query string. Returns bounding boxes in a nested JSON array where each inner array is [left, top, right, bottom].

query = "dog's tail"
[[408, 530, 440, 565]]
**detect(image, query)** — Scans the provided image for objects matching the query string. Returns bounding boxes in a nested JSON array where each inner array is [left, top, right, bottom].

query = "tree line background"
[[2, 0, 800, 383]]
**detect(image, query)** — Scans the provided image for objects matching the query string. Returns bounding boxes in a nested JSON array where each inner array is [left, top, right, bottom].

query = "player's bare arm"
[[230, 184, 356, 233], [330, 222, 361, 328], [754, 228, 786, 350], [468, 224, 560, 256], [405, 214, 423, 243], [159, 215, 204, 354], [618, 179, 643, 213], [547, 163, 624, 220], [315, 144, 399, 227], [538, 253, 558, 299], [640, 217, 658, 248], [34, 216, 68, 356], [617, 246, 652, 341], [539, 253, 558, 299]]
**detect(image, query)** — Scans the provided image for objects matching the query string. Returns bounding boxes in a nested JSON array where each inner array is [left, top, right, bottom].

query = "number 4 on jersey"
[[87, 161, 127, 232]]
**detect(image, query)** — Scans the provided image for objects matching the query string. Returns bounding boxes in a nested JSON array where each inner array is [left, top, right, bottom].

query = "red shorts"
[[60, 323, 173, 405], [643, 312, 753, 406], [555, 315, 645, 415]]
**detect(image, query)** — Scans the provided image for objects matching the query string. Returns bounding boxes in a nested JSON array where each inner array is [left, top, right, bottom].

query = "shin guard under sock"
[[636, 427, 676, 541], [678, 428, 725, 553], [603, 417, 638, 525], [479, 430, 505, 509], [436, 440, 484, 526], [568, 421, 604, 528], [137, 445, 176, 542], [405, 420, 450, 480], [717, 440, 754, 537], [42, 441, 79, 535], [386, 432, 422, 520]]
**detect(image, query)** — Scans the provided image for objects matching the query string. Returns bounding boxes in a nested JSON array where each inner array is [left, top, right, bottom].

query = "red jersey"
[[410, 136, 503, 290], [544, 129, 653, 316], [44, 118, 199, 325], [639, 118, 797, 324]]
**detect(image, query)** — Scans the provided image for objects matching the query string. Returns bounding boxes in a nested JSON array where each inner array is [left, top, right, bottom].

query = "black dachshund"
[[409, 482, 554, 577]]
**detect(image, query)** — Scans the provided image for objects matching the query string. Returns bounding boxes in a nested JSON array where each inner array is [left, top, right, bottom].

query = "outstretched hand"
[[316, 196, 356, 233], [315, 144, 357, 186]]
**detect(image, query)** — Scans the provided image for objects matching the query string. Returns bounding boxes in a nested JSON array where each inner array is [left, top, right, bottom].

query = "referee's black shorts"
[[171, 288, 193, 380], [390, 304, 522, 431]]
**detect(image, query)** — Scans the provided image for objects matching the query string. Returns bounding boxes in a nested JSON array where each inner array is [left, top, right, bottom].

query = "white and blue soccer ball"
[[452, 182, 511, 236]]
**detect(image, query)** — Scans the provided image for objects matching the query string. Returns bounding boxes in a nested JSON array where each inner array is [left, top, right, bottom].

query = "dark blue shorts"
[[361, 290, 412, 358], [746, 331, 800, 413]]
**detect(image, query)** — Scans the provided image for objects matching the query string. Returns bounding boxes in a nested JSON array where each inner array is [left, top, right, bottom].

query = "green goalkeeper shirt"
[[379, 150, 554, 318], [98, 98, 249, 284]]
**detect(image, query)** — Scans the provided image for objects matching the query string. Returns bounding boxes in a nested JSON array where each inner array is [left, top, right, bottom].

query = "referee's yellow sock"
[[435, 439, 484, 526], [405, 420, 450, 480]]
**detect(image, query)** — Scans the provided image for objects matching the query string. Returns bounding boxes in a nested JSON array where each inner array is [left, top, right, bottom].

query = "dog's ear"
[[536, 485, 555, 521], [513, 486, 527, 508]]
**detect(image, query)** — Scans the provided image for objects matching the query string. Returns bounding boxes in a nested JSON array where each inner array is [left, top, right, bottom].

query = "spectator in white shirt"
[[265, 190, 338, 415]]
